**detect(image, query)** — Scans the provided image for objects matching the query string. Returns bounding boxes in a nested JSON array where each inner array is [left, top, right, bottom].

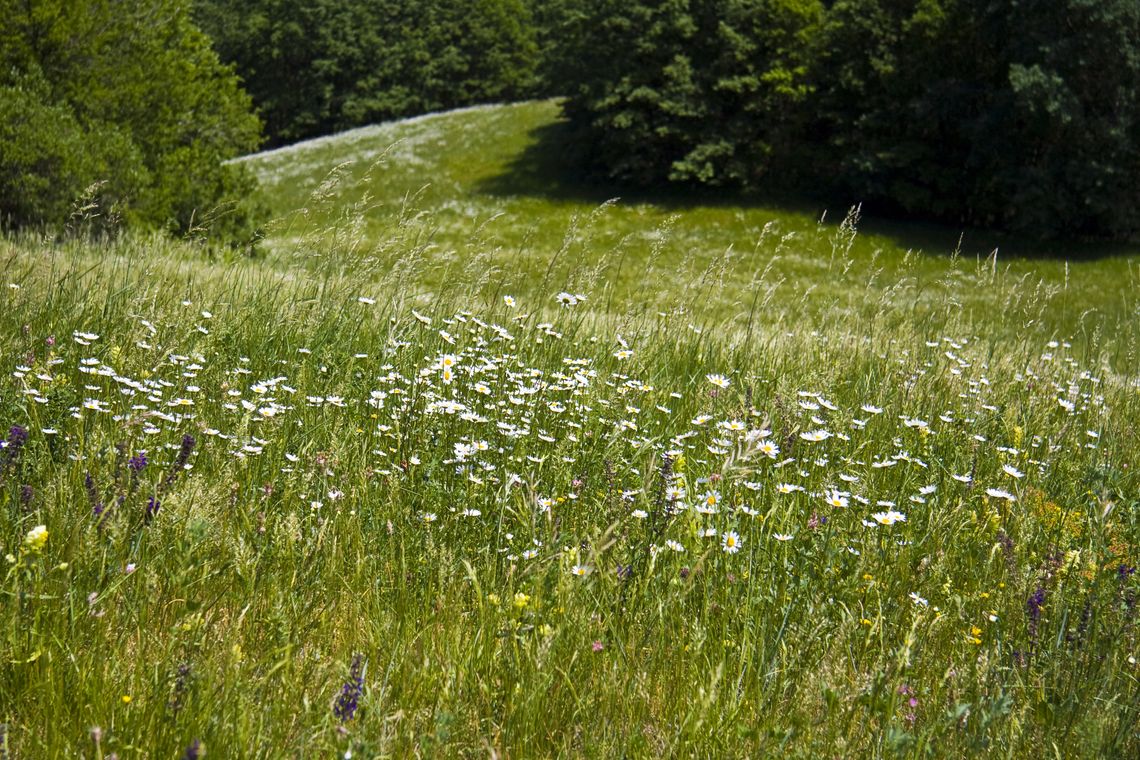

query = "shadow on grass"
[[476, 115, 1140, 263]]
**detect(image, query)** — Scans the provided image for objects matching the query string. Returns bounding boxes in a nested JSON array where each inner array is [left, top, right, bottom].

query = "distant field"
[[243, 100, 1140, 353]]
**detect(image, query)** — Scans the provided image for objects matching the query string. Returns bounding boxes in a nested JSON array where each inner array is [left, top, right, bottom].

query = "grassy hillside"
[[243, 100, 1140, 353], [0, 103, 1138, 757]]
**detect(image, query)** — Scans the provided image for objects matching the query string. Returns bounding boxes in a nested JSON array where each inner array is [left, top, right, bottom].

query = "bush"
[[0, 77, 105, 227]]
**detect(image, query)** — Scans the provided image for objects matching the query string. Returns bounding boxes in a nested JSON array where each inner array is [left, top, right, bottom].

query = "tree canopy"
[[0, 0, 262, 238], [193, 0, 539, 147], [559, 0, 1140, 239], [556, 0, 823, 190]]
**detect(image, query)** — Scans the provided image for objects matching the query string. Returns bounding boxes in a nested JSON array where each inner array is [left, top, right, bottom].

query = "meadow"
[[1, 101, 1139, 757]]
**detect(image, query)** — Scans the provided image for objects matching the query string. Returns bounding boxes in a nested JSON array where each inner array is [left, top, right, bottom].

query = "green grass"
[[244, 100, 1140, 349], [0, 102, 1138, 757]]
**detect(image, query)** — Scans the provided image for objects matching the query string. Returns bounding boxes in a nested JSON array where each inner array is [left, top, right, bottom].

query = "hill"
[[242, 100, 1140, 353]]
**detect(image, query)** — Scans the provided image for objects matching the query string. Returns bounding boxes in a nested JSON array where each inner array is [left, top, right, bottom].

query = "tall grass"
[[0, 188, 1138, 758]]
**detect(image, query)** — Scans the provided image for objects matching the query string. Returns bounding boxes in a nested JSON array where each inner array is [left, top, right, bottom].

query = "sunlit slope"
[[242, 100, 1139, 352]]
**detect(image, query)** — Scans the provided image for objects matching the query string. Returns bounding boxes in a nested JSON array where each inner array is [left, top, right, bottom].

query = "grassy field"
[[1, 102, 1139, 757], [244, 100, 1140, 349]]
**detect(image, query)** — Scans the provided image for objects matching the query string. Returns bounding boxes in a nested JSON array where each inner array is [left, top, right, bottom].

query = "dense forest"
[[2, 0, 1138, 240]]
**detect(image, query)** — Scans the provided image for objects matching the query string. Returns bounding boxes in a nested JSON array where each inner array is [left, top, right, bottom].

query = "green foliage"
[[563, 0, 1140, 239], [527, 0, 592, 96], [194, 0, 539, 147], [0, 0, 262, 238], [0, 73, 130, 227], [559, 0, 823, 188], [813, 0, 1140, 239]]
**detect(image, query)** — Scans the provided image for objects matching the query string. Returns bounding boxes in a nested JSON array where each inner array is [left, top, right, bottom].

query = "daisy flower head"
[[571, 564, 592, 577], [706, 373, 731, 389], [721, 530, 742, 554], [503, 295, 516, 308], [985, 488, 1017, 502], [872, 510, 906, 526], [1002, 464, 1024, 479], [825, 490, 849, 508]]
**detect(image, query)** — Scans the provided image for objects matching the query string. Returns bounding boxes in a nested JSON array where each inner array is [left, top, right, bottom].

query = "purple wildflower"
[[997, 530, 1017, 573], [145, 496, 162, 522], [181, 739, 201, 760], [0, 424, 28, 478], [19, 484, 33, 511], [1027, 587, 1046, 619], [333, 653, 365, 722], [6, 425, 27, 450], [128, 453, 148, 472], [1027, 586, 1047, 653], [170, 662, 191, 714], [159, 434, 196, 495], [86, 472, 106, 522]]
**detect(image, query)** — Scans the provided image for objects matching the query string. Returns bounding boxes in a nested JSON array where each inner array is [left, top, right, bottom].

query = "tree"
[[0, 0, 262, 237], [558, 0, 1140, 238], [810, 0, 1140, 238], [194, 0, 539, 147], [558, 0, 824, 190]]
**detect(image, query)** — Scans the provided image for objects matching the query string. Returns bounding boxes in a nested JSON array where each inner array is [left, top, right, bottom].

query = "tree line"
[[554, 0, 1140, 240], [191, 0, 540, 148], [2, 0, 1138, 241]]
